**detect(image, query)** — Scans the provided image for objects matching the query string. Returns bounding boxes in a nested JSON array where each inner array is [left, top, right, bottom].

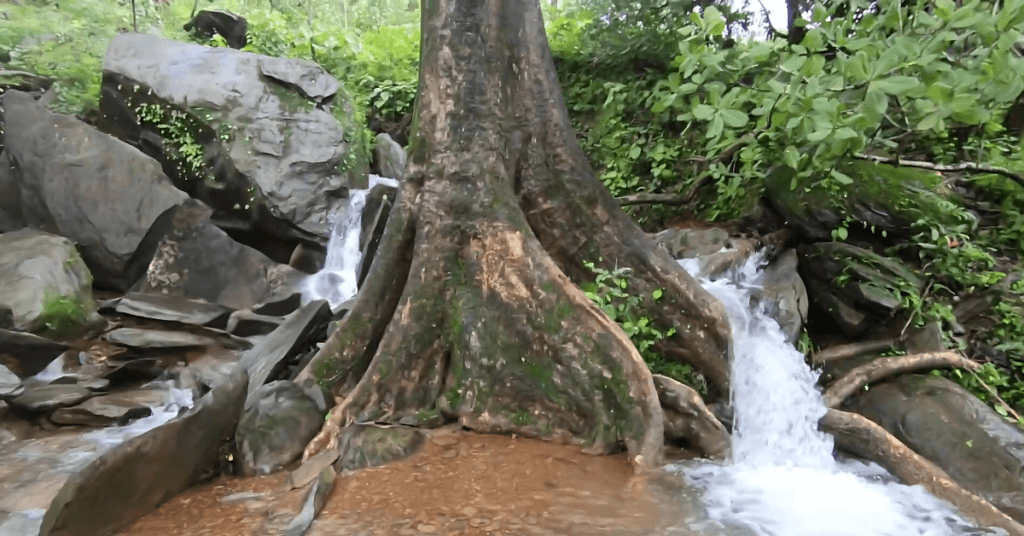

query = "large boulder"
[[845, 374, 1024, 523], [799, 242, 922, 336], [132, 198, 305, 310], [0, 151, 26, 233], [0, 229, 100, 340], [1, 90, 189, 290], [765, 160, 967, 241], [99, 33, 367, 247], [754, 249, 808, 344], [235, 380, 326, 476], [374, 133, 406, 181]]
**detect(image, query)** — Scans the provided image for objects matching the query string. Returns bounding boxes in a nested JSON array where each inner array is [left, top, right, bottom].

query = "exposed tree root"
[[652, 375, 729, 459], [821, 409, 1024, 536], [811, 338, 900, 364], [822, 351, 979, 408]]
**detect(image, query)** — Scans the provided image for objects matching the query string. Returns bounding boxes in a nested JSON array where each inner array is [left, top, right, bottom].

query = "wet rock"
[[99, 33, 366, 247], [278, 467, 335, 535], [289, 243, 324, 275], [253, 293, 303, 317], [173, 346, 243, 395], [0, 364, 23, 398], [0, 305, 12, 329], [1, 90, 188, 290], [335, 423, 428, 472], [357, 184, 396, 288], [102, 292, 234, 329], [102, 358, 179, 384], [0, 328, 69, 378], [225, 310, 281, 337], [845, 374, 1024, 524], [132, 198, 305, 310], [904, 321, 946, 354], [39, 368, 247, 536], [652, 375, 729, 459], [653, 227, 758, 278], [799, 242, 922, 336], [8, 384, 92, 412], [49, 389, 170, 426], [753, 249, 808, 344], [0, 150, 26, 233], [239, 300, 331, 400], [235, 381, 325, 477], [183, 10, 247, 49], [105, 328, 221, 349], [375, 133, 407, 181], [0, 229, 99, 339]]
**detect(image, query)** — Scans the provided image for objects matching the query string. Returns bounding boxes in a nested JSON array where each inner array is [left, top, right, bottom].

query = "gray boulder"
[[50, 388, 171, 426], [1, 90, 188, 290], [845, 374, 1024, 523], [8, 384, 92, 413], [375, 133, 406, 181], [754, 249, 809, 344], [652, 227, 758, 278], [100, 292, 234, 329], [0, 328, 69, 378], [100, 33, 367, 246], [239, 299, 332, 400], [235, 380, 326, 476], [0, 229, 100, 339], [0, 151, 26, 233], [132, 198, 305, 310]]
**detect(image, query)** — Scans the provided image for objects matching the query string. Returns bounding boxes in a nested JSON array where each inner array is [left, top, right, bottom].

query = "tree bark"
[[296, 0, 732, 470], [821, 409, 1024, 536], [822, 352, 979, 409]]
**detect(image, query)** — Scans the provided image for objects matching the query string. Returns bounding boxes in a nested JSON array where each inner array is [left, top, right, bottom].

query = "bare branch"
[[811, 338, 900, 363], [822, 351, 979, 409], [820, 409, 1024, 536], [854, 153, 1024, 190]]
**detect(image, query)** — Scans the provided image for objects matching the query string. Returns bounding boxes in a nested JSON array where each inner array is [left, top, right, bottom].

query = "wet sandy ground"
[[119, 429, 734, 536]]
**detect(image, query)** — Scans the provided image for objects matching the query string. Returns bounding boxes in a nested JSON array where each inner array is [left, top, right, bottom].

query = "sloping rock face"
[[99, 33, 367, 246], [0, 151, 26, 233], [132, 198, 305, 310], [845, 374, 1024, 523], [799, 242, 922, 336], [0, 229, 99, 339], [1, 90, 188, 290], [39, 368, 248, 536]]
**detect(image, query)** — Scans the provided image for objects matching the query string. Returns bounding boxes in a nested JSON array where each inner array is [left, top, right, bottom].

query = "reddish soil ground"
[[119, 428, 687, 536]]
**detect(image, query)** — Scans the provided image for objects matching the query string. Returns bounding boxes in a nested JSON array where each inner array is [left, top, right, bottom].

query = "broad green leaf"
[[830, 169, 854, 185], [926, 82, 953, 103], [935, 0, 954, 19], [807, 128, 831, 142], [917, 111, 943, 131], [781, 55, 807, 72], [949, 94, 978, 113], [872, 77, 920, 96], [707, 115, 724, 139], [865, 89, 889, 116], [628, 146, 642, 159], [834, 127, 859, 140], [693, 104, 715, 120], [784, 146, 801, 169], [720, 109, 749, 128], [812, 3, 827, 23]]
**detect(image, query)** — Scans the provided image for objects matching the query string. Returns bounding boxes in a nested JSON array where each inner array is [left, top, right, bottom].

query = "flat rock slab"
[[105, 293, 234, 329], [0, 328, 69, 378], [50, 389, 172, 426], [0, 365, 23, 398], [9, 384, 92, 412], [105, 328, 220, 349], [239, 300, 331, 401]]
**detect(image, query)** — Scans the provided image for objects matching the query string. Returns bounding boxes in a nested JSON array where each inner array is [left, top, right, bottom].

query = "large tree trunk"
[[297, 0, 731, 469]]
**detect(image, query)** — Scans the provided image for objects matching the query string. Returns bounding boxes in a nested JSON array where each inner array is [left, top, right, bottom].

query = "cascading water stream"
[[675, 254, 986, 536], [302, 174, 399, 308]]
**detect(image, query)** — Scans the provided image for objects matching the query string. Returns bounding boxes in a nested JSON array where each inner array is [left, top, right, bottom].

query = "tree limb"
[[853, 153, 1024, 190], [811, 338, 900, 363], [822, 351, 979, 409], [820, 409, 1024, 536]]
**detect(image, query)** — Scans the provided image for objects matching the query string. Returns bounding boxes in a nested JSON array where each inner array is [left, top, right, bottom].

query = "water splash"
[[675, 254, 983, 536], [302, 174, 399, 309]]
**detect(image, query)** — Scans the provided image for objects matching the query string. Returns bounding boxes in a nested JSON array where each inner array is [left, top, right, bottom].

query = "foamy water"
[[302, 175, 400, 308], [674, 254, 983, 536]]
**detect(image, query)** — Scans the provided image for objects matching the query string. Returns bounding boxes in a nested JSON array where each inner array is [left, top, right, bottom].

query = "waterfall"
[[301, 174, 399, 309], [675, 254, 983, 536]]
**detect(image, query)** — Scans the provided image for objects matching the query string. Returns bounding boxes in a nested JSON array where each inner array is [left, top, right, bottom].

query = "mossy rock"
[[335, 423, 427, 472], [766, 160, 968, 241]]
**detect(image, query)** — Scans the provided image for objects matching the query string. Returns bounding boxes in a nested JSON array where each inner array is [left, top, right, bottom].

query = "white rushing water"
[[302, 174, 399, 309], [676, 254, 983, 536]]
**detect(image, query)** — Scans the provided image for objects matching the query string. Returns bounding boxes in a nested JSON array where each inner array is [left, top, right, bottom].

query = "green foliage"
[[135, 103, 209, 179], [37, 290, 89, 339], [581, 260, 705, 393]]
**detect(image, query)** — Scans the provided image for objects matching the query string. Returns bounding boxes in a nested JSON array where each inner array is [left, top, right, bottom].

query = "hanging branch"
[[131, 0, 138, 32], [854, 153, 1024, 190], [821, 351, 979, 409]]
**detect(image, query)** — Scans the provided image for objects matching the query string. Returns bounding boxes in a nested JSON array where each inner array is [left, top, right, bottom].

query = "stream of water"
[[302, 174, 399, 309], [673, 254, 986, 536]]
